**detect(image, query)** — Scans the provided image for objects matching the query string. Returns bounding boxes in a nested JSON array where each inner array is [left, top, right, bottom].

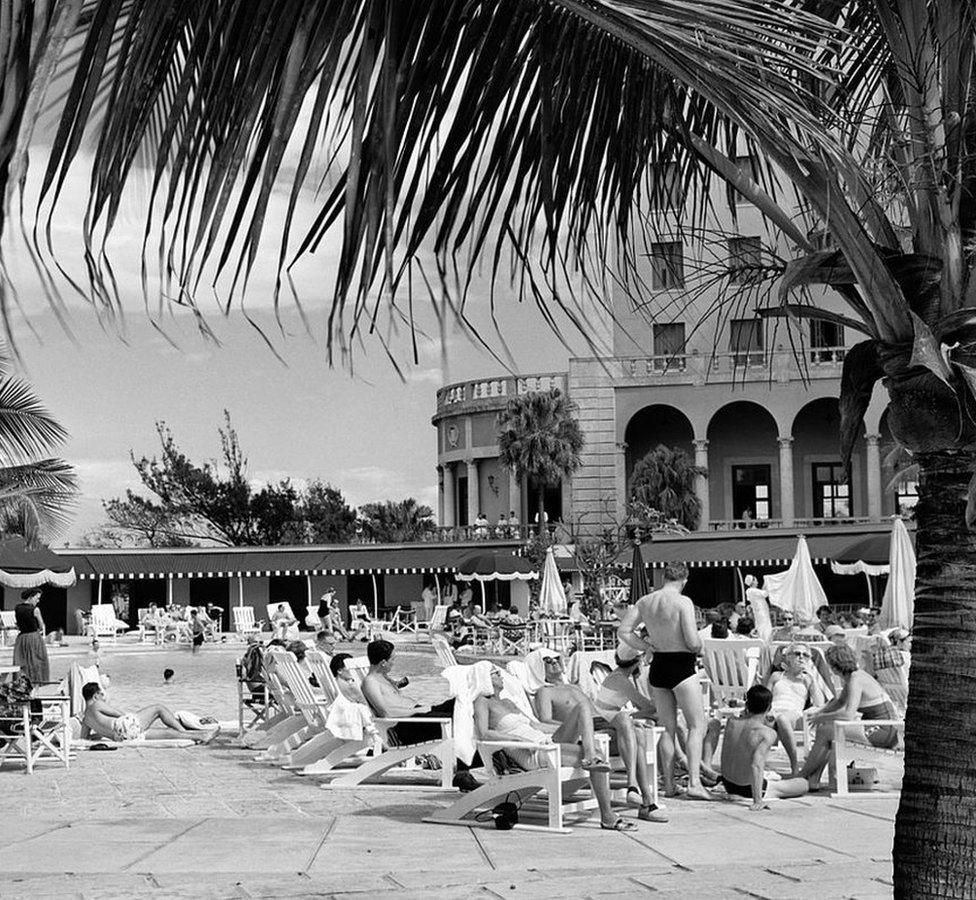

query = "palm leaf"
[[0, 458, 79, 544], [0, 377, 69, 464]]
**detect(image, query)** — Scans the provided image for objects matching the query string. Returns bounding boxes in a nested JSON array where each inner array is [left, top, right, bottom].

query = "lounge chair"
[[416, 604, 449, 641], [700, 638, 764, 708], [303, 654, 455, 790], [424, 668, 604, 833], [432, 634, 459, 669], [0, 611, 16, 647], [232, 606, 260, 640], [239, 651, 308, 752], [89, 604, 128, 644], [267, 603, 300, 641]]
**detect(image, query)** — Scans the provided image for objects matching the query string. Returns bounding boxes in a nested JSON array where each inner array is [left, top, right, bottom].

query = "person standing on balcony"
[[474, 512, 490, 539], [495, 512, 508, 538], [508, 510, 520, 538]]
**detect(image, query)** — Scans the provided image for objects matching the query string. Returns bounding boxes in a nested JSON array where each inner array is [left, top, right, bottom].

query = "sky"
[[4, 127, 596, 544]]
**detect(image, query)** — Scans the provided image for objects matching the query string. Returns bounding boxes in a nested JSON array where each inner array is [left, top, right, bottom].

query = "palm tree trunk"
[[893, 448, 976, 899], [537, 486, 546, 537]]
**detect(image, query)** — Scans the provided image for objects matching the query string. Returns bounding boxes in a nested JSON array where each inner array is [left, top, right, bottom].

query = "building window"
[[810, 319, 845, 364], [652, 322, 686, 371], [812, 463, 850, 518], [729, 317, 764, 367], [650, 242, 684, 290], [649, 162, 682, 210], [732, 465, 771, 521], [895, 479, 918, 520], [728, 236, 762, 284]]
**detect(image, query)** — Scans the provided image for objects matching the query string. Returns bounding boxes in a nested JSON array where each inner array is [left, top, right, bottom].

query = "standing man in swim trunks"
[[618, 561, 712, 800]]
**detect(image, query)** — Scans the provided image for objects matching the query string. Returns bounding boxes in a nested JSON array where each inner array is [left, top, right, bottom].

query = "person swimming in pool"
[[618, 561, 712, 800]]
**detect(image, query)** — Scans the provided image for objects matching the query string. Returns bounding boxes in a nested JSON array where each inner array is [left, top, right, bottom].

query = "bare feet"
[[684, 786, 715, 801], [196, 726, 221, 745]]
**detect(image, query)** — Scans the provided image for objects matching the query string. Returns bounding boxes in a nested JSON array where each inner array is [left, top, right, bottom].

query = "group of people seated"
[[139, 603, 220, 647]]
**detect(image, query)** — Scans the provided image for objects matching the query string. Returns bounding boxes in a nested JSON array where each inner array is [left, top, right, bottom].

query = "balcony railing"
[[426, 524, 562, 542], [707, 515, 885, 532], [618, 346, 848, 384], [436, 372, 569, 413]]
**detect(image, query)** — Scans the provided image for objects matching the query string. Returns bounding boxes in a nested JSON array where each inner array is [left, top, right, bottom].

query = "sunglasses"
[[787, 650, 812, 658], [544, 657, 563, 665]]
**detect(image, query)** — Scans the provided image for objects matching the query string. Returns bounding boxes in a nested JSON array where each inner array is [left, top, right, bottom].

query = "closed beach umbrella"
[[878, 517, 915, 630], [538, 546, 567, 615], [628, 542, 649, 605], [762, 535, 827, 626]]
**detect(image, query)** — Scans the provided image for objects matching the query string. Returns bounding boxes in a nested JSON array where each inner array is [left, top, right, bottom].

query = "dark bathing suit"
[[648, 652, 697, 690], [721, 776, 766, 799]]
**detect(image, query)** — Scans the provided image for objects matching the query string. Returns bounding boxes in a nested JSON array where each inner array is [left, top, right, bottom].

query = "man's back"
[[720, 715, 774, 785], [639, 587, 697, 653]]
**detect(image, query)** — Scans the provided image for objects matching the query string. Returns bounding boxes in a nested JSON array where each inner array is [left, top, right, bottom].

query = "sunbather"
[[476, 666, 636, 832], [271, 603, 298, 641], [361, 639, 479, 791], [533, 650, 665, 822], [765, 643, 826, 726], [80, 682, 219, 744], [718, 685, 808, 809]]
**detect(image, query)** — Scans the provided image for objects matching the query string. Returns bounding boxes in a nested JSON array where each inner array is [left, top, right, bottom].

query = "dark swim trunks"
[[647, 652, 697, 690], [721, 777, 766, 799]]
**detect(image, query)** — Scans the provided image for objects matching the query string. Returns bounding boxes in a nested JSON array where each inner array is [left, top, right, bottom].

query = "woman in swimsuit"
[[798, 643, 901, 791], [473, 667, 638, 831], [766, 643, 826, 726]]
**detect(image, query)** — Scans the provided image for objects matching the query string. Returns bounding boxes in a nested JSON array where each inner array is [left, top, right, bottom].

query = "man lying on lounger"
[[80, 682, 220, 744]]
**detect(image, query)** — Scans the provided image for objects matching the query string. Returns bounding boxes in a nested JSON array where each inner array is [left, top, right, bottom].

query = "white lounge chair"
[[424, 670, 604, 833], [267, 603, 300, 641], [233, 606, 260, 640], [241, 652, 309, 753], [416, 604, 449, 641], [0, 611, 16, 646], [700, 638, 764, 708], [539, 618, 574, 654], [432, 634, 459, 668], [88, 604, 128, 644]]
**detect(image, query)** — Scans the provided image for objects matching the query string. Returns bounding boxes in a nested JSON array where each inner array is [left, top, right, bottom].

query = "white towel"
[[443, 660, 493, 765], [500, 666, 536, 719], [521, 647, 559, 694], [325, 693, 374, 741]]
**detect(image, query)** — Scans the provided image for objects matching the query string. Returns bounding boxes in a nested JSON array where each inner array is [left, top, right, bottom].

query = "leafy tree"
[[14, 3, 976, 891], [102, 412, 355, 547], [628, 446, 706, 532], [358, 498, 435, 543], [0, 357, 77, 545], [497, 389, 583, 534]]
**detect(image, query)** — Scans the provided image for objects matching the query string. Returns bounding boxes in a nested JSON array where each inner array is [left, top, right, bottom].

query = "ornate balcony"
[[434, 372, 569, 417]]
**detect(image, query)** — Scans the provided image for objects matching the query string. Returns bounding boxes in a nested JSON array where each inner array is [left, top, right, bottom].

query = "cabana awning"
[[456, 551, 539, 582], [0, 536, 76, 589]]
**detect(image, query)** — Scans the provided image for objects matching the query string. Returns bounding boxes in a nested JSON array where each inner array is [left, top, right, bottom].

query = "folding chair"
[[0, 611, 16, 647], [233, 606, 260, 640]]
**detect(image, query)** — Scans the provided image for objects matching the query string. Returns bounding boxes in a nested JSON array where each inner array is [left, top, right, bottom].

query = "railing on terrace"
[[425, 523, 566, 543], [707, 515, 887, 532], [620, 346, 847, 382], [436, 372, 568, 411]]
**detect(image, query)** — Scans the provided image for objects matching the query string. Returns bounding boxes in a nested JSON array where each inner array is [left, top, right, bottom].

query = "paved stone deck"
[[0, 639, 898, 899]]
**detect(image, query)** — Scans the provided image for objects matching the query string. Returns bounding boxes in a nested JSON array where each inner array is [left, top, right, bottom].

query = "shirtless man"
[[719, 685, 808, 809], [618, 561, 712, 799], [535, 653, 666, 821], [80, 682, 218, 743], [475, 666, 635, 832], [360, 639, 479, 791]]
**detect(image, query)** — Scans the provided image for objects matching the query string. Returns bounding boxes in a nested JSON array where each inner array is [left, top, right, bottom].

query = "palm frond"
[[0, 377, 69, 464], [0, 458, 78, 544]]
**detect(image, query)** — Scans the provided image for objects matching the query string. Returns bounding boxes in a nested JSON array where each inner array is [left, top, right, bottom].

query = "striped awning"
[[57, 544, 495, 580]]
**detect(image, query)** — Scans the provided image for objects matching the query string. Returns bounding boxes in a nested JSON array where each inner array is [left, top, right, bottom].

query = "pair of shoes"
[[638, 804, 669, 823], [452, 771, 481, 792], [600, 817, 638, 832]]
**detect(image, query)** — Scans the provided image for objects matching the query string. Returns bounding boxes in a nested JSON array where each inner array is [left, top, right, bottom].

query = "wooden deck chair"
[[564, 650, 616, 701], [267, 603, 300, 640], [497, 622, 534, 656], [0, 610, 16, 646], [0, 690, 72, 773], [376, 606, 417, 635], [233, 606, 260, 639], [240, 652, 308, 752], [416, 604, 449, 641], [424, 673, 604, 833], [432, 634, 459, 668], [304, 654, 455, 790], [89, 604, 125, 643], [265, 650, 370, 772], [539, 619, 573, 654], [700, 639, 764, 708]]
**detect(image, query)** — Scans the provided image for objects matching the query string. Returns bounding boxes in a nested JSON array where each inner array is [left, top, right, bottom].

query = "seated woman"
[[271, 603, 299, 641], [348, 599, 372, 641], [766, 643, 826, 727], [474, 665, 638, 831], [798, 643, 901, 791]]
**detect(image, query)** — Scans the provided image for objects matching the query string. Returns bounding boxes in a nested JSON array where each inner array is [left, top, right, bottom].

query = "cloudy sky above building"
[[6, 124, 607, 543]]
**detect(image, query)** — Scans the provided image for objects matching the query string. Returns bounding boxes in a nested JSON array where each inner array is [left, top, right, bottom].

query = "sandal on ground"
[[638, 804, 669, 823], [581, 757, 610, 773], [600, 817, 638, 832]]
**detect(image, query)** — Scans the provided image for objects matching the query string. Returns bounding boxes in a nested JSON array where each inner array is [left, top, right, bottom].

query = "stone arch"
[[623, 404, 696, 487], [791, 397, 864, 519], [706, 401, 779, 522]]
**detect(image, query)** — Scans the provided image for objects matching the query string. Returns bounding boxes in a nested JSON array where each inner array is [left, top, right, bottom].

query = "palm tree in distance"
[[629, 445, 706, 532], [4, 2, 975, 894], [357, 498, 435, 543], [0, 356, 76, 545], [497, 388, 583, 535]]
